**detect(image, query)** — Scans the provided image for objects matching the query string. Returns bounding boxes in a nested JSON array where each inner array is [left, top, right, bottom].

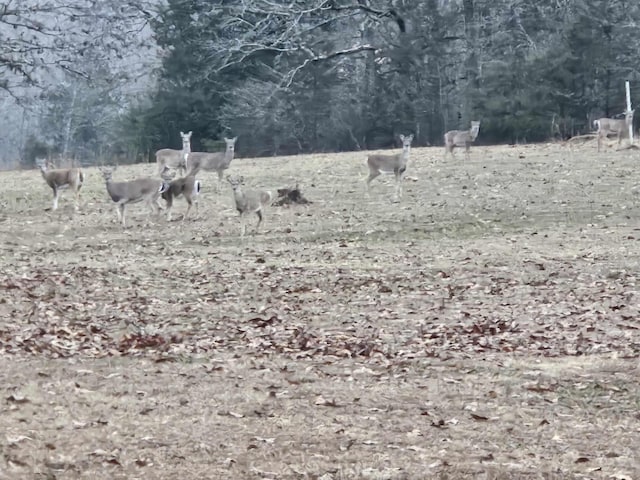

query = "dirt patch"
[[1, 143, 640, 478]]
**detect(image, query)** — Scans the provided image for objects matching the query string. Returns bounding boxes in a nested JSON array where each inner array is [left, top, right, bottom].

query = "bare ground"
[[1, 140, 640, 479]]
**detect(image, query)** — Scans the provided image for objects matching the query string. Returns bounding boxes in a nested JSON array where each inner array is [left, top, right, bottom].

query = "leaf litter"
[[0, 144, 640, 478]]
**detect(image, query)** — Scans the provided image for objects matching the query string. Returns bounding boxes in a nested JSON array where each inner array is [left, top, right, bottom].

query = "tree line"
[[3, 0, 640, 167]]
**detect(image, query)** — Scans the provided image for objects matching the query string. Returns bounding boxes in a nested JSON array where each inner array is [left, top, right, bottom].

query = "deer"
[[99, 166, 170, 227], [444, 121, 481, 161], [365, 134, 414, 202], [227, 175, 273, 237], [155, 130, 192, 176], [593, 110, 634, 152], [160, 168, 202, 222], [36, 158, 84, 211], [186, 137, 237, 192]]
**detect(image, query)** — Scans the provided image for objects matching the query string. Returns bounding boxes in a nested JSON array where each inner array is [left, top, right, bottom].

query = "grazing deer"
[[36, 158, 84, 211], [160, 168, 202, 222], [365, 134, 414, 201], [99, 166, 170, 227], [444, 121, 481, 161], [187, 137, 237, 192], [594, 110, 634, 152], [156, 131, 192, 176], [227, 175, 273, 237]]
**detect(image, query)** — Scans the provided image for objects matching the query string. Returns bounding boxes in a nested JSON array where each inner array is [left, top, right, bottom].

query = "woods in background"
[[2, 0, 640, 165]]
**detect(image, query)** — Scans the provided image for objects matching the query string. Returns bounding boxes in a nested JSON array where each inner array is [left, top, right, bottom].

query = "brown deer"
[[444, 121, 481, 160], [160, 168, 202, 222], [155, 130, 192, 176], [227, 175, 273, 236], [187, 137, 237, 192], [365, 134, 414, 202], [593, 110, 634, 152], [36, 158, 84, 211], [100, 166, 170, 227]]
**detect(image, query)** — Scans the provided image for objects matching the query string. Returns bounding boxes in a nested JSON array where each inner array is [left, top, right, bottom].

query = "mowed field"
[[1, 141, 640, 479]]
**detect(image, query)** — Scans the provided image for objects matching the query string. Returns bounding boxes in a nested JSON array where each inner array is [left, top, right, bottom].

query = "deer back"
[[156, 148, 188, 168], [107, 178, 164, 203], [367, 152, 404, 172], [45, 168, 83, 189], [187, 151, 224, 175]]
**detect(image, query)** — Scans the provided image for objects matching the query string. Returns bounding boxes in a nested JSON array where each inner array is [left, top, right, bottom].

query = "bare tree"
[[194, 1, 412, 87], [0, 0, 155, 94]]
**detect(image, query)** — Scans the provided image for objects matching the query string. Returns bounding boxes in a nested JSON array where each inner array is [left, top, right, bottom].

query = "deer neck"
[[223, 150, 234, 166], [401, 148, 411, 164]]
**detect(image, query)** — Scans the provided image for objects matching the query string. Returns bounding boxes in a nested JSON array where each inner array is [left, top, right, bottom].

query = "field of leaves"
[[1, 141, 640, 479]]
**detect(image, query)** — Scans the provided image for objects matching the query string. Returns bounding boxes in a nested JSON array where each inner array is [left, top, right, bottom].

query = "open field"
[[1, 141, 640, 479]]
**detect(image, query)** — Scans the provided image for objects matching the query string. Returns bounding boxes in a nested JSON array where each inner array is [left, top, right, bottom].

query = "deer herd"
[[34, 113, 634, 232]]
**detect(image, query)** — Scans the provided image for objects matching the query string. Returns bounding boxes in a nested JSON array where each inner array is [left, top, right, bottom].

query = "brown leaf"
[[470, 413, 489, 421]]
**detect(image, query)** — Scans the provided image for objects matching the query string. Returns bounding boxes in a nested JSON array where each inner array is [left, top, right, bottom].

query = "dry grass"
[[1, 140, 640, 479]]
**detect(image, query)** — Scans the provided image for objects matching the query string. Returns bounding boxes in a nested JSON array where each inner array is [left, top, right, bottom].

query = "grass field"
[[1, 141, 640, 479]]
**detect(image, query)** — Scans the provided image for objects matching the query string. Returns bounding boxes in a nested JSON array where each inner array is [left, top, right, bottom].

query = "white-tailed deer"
[[187, 137, 237, 191], [99, 166, 170, 227], [227, 175, 273, 237], [444, 121, 481, 160], [160, 168, 202, 222], [594, 110, 634, 152], [156, 131, 192, 176], [36, 158, 84, 211], [365, 134, 414, 201]]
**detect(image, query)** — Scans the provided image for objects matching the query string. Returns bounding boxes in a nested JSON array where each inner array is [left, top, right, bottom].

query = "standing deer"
[[444, 121, 481, 160], [100, 166, 170, 227], [156, 131, 192, 176], [227, 175, 273, 237], [187, 137, 237, 192], [160, 168, 202, 222], [36, 158, 84, 211], [594, 110, 634, 152], [365, 134, 414, 201]]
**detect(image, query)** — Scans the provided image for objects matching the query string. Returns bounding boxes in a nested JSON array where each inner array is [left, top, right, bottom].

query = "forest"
[[1, 0, 640, 167]]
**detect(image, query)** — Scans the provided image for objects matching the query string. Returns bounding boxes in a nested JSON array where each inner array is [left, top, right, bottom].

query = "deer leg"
[[182, 198, 192, 223], [117, 204, 126, 227], [74, 188, 80, 212], [52, 187, 59, 211], [394, 172, 402, 202], [165, 196, 174, 221], [365, 170, 380, 196], [149, 197, 161, 217], [217, 170, 224, 193], [255, 210, 263, 232]]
